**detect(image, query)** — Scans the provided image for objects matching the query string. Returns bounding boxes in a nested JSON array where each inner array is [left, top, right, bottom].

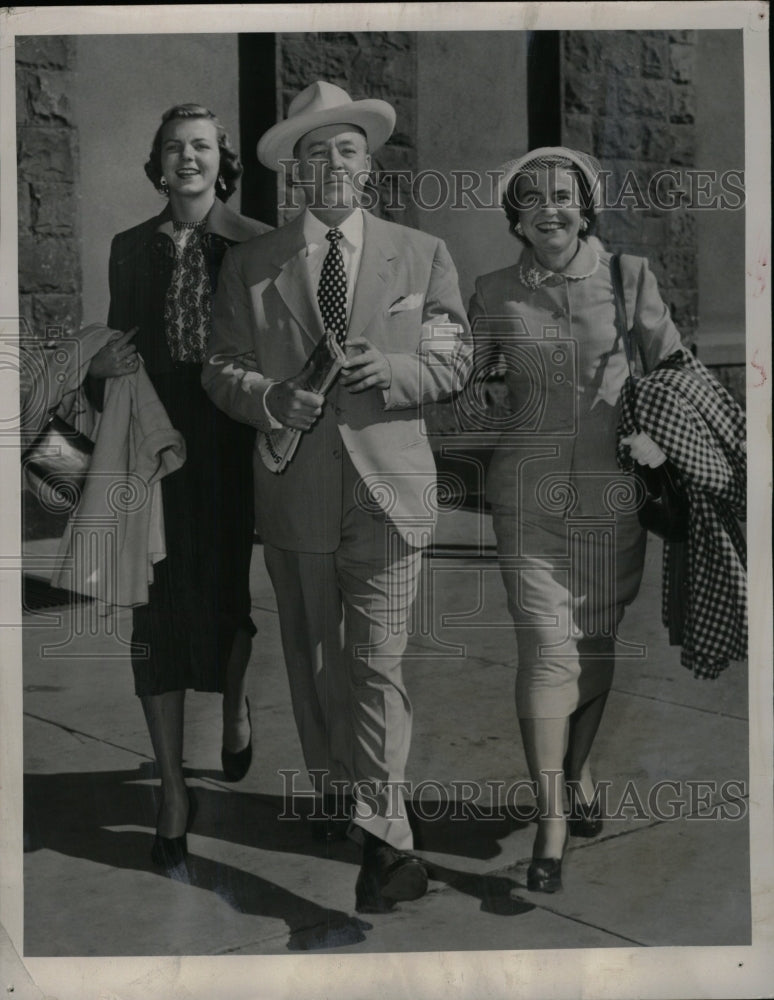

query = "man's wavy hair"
[[144, 104, 242, 202], [502, 154, 598, 245]]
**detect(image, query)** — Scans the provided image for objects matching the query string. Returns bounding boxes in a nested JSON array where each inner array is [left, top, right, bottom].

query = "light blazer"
[[468, 245, 683, 514], [204, 210, 472, 552]]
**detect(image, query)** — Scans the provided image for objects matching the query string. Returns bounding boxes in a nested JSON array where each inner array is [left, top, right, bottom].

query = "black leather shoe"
[[221, 697, 252, 782], [355, 839, 428, 913], [527, 856, 563, 893], [355, 865, 397, 914], [568, 797, 603, 838], [380, 853, 428, 902], [151, 789, 197, 869]]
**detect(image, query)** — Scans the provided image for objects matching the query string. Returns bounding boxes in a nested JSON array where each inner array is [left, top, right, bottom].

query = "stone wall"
[[561, 30, 699, 346], [276, 32, 418, 226], [16, 36, 81, 339]]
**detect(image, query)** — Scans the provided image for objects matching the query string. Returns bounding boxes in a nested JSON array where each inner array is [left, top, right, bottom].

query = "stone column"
[[16, 36, 81, 339], [561, 30, 699, 347]]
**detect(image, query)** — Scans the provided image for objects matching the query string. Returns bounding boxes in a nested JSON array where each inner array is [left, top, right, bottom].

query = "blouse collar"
[[519, 240, 600, 290]]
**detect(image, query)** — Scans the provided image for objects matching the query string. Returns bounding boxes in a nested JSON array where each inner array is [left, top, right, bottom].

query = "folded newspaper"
[[258, 331, 346, 473]]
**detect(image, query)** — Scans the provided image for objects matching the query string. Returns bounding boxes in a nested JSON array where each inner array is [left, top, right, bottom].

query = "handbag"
[[22, 410, 94, 512], [611, 254, 689, 543]]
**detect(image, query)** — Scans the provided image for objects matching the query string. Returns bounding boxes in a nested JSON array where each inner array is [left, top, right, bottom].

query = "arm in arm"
[[382, 239, 473, 409], [468, 279, 505, 377], [202, 247, 277, 433]]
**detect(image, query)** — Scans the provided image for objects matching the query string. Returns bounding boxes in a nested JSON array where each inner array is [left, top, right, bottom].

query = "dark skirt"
[[131, 366, 256, 696]]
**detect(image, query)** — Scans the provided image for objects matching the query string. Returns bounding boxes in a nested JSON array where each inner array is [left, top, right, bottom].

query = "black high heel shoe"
[[527, 856, 563, 893], [568, 797, 603, 838], [527, 825, 569, 893], [221, 696, 252, 782], [563, 753, 603, 838], [151, 788, 198, 869]]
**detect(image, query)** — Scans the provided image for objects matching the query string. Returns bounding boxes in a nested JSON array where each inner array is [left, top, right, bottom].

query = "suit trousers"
[[263, 450, 423, 851]]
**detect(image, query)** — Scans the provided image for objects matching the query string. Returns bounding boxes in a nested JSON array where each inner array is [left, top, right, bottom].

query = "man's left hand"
[[340, 338, 392, 392]]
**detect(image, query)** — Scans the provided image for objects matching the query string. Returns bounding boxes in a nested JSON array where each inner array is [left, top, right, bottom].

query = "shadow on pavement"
[[24, 764, 536, 954], [407, 799, 532, 859], [24, 764, 369, 953]]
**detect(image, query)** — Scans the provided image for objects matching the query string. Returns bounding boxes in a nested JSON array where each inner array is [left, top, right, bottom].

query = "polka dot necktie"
[[317, 228, 348, 346]]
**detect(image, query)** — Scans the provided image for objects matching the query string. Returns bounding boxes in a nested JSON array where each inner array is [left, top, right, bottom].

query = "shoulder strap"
[[610, 253, 638, 378]]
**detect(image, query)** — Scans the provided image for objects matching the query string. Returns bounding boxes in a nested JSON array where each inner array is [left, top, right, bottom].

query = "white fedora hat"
[[257, 81, 396, 171]]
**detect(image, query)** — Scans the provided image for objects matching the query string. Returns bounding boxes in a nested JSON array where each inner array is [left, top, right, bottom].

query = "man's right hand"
[[265, 379, 324, 431]]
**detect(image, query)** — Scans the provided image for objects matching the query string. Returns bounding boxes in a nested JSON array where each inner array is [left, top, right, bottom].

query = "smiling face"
[[515, 166, 584, 263], [159, 117, 221, 202], [295, 124, 371, 214]]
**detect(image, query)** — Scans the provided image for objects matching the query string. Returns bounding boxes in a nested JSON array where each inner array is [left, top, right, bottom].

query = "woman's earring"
[[580, 217, 589, 232], [159, 177, 168, 194], [218, 174, 226, 191], [515, 222, 524, 237]]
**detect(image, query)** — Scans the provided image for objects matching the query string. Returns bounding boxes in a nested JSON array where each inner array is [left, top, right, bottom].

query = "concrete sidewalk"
[[19, 508, 750, 956]]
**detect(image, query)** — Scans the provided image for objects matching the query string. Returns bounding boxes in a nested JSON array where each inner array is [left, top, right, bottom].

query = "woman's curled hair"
[[144, 104, 242, 202]]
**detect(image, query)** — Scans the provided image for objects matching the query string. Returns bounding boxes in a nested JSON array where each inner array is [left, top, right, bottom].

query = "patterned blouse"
[[163, 219, 210, 364]]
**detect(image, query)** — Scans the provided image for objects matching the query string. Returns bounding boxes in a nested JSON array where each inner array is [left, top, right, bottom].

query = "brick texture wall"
[[561, 30, 699, 347], [276, 33, 418, 226], [16, 36, 81, 339]]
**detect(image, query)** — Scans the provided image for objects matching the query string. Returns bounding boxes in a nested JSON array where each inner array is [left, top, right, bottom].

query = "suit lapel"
[[347, 213, 397, 341], [270, 211, 399, 348], [272, 214, 324, 348]]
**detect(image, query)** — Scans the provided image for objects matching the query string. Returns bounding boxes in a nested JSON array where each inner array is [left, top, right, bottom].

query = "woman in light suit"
[[469, 147, 681, 892]]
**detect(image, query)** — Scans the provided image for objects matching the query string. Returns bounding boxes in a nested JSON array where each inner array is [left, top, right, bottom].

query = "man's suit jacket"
[[203, 210, 472, 552]]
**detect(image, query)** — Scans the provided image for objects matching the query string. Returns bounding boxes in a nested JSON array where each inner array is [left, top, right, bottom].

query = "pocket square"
[[388, 293, 424, 314]]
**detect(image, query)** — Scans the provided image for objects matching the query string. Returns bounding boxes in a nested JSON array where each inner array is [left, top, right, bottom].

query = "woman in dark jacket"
[[98, 104, 271, 869]]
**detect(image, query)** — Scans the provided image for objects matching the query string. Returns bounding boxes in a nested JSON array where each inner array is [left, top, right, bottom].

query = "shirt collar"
[[303, 207, 364, 252]]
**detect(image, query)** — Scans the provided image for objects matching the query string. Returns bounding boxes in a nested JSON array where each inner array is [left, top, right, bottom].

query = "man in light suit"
[[203, 81, 471, 912]]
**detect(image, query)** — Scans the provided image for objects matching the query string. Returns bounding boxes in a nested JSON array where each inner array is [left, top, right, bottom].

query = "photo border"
[[1, 4, 771, 998]]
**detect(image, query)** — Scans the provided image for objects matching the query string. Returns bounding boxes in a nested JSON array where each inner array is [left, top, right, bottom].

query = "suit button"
[[334, 407, 342, 416], [332, 449, 341, 459]]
